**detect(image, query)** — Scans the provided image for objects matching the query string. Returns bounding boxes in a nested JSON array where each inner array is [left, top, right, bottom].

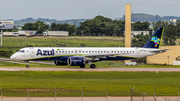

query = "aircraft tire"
[[90, 64, 96, 68], [26, 65, 30, 68], [80, 64, 85, 68]]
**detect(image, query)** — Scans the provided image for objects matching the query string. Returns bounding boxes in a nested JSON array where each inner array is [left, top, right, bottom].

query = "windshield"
[[18, 50, 25, 53]]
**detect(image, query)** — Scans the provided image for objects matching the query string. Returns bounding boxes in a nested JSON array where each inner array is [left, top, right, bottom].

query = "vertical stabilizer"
[[143, 27, 164, 49]]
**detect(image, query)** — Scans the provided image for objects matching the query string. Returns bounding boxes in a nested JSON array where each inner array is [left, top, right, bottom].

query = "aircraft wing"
[[83, 53, 130, 61], [85, 54, 119, 58]]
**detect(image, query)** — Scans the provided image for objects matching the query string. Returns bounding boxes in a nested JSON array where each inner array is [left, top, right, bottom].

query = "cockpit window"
[[18, 50, 25, 53]]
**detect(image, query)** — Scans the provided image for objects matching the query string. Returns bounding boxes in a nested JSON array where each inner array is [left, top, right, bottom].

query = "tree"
[[22, 21, 49, 34], [131, 34, 149, 47], [163, 24, 177, 45], [176, 20, 180, 38], [49, 23, 75, 35], [33, 21, 49, 34], [22, 23, 34, 30]]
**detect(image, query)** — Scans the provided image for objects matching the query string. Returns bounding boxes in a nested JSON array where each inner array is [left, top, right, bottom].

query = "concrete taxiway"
[[0, 67, 180, 72]]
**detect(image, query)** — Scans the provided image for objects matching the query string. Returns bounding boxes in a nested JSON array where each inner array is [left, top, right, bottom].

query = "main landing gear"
[[88, 61, 96, 68], [80, 64, 85, 68], [90, 64, 96, 68]]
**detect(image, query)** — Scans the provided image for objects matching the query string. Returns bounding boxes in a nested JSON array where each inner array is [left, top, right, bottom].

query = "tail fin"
[[143, 27, 164, 49]]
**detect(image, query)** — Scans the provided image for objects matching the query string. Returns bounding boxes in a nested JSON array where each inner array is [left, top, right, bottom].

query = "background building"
[[146, 46, 180, 65], [124, 31, 149, 37]]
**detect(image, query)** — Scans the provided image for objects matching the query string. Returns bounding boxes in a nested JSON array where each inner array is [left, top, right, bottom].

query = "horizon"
[[1, 13, 180, 21]]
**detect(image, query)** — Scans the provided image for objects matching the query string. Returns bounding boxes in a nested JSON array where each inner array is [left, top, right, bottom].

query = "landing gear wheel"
[[90, 64, 96, 68], [26, 65, 30, 68], [80, 64, 85, 68]]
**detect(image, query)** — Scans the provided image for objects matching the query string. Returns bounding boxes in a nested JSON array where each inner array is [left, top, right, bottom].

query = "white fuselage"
[[10, 47, 163, 61]]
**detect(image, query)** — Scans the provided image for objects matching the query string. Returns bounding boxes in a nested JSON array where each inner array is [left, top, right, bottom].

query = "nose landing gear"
[[24, 61, 30, 68], [26, 64, 30, 68]]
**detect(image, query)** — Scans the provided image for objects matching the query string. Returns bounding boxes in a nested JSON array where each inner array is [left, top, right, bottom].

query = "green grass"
[[0, 71, 180, 97], [0, 36, 124, 57]]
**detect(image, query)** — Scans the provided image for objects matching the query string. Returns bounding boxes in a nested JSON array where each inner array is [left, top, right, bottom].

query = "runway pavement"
[[1, 96, 179, 101], [0, 67, 180, 72]]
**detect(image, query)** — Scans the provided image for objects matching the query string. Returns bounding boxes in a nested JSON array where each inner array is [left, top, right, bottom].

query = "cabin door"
[[136, 48, 140, 57], [30, 48, 34, 57]]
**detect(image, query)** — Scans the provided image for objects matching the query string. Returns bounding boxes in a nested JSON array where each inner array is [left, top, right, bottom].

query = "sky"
[[0, 0, 180, 20]]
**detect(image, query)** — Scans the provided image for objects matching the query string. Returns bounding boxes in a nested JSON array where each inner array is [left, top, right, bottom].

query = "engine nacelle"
[[53, 61, 68, 65], [67, 57, 85, 66]]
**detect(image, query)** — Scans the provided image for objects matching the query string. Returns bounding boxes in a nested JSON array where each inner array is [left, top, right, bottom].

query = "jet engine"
[[67, 57, 85, 66]]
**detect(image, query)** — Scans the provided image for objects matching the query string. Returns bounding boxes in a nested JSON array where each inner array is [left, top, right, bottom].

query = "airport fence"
[[0, 87, 180, 101]]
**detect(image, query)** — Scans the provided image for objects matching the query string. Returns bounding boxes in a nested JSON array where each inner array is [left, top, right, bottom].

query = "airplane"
[[10, 27, 167, 68]]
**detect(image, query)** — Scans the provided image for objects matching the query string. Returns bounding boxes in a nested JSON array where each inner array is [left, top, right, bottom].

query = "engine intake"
[[53, 61, 67, 65], [68, 57, 85, 66]]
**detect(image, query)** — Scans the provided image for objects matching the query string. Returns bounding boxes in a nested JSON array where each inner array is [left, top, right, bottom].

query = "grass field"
[[0, 71, 180, 97], [1, 36, 124, 51], [0, 36, 125, 58]]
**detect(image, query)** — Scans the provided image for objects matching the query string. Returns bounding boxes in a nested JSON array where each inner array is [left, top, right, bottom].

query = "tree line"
[[21, 15, 151, 36], [21, 15, 180, 46], [132, 20, 180, 46]]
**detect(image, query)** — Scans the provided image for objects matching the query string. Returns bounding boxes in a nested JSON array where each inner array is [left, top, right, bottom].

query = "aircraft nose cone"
[[10, 54, 16, 59]]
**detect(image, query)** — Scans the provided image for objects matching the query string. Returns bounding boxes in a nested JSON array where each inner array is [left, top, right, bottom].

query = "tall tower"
[[125, 4, 132, 47]]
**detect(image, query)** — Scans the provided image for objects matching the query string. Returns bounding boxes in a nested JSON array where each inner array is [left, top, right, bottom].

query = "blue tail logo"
[[143, 27, 164, 49], [151, 36, 161, 47]]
